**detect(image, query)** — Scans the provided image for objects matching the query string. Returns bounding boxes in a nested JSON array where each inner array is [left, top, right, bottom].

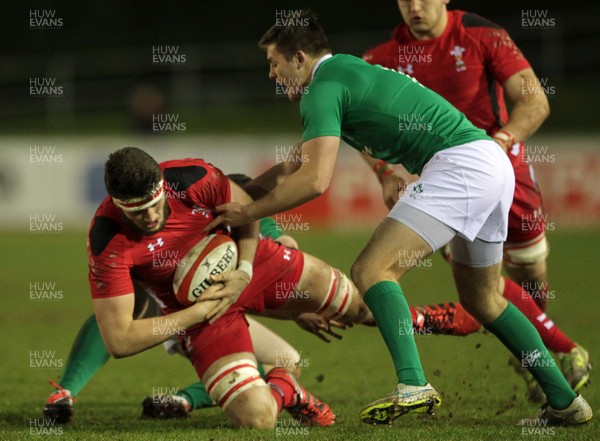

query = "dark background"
[[2, 1, 599, 133]]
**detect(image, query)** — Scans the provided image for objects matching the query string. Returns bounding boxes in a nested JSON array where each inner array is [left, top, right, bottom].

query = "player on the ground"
[[360, 0, 591, 401], [42, 189, 351, 423], [85, 146, 395, 429], [42, 304, 337, 423], [205, 10, 592, 426]]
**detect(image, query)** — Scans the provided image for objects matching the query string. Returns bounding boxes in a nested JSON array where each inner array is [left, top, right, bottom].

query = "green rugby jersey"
[[300, 54, 490, 175]]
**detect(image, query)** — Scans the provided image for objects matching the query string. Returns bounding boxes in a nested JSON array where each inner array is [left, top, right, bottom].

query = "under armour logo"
[[283, 249, 292, 261], [147, 237, 164, 252], [191, 205, 210, 217]]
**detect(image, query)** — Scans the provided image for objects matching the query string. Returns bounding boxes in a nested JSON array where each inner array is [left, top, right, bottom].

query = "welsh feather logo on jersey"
[[450, 46, 466, 72]]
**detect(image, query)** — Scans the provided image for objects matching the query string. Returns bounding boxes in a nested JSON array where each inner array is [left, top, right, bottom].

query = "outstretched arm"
[[244, 140, 303, 200], [204, 136, 340, 230]]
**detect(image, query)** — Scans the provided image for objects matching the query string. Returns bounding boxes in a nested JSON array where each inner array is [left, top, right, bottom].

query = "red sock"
[[502, 277, 575, 353], [266, 370, 296, 412], [522, 280, 549, 311]]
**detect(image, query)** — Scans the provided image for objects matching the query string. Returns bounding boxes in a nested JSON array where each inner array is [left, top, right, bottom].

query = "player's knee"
[[205, 358, 276, 427], [225, 387, 278, 429], [352, 256, 403, 294], [351, 259, 373, 294], [459, 291, 506, 325]]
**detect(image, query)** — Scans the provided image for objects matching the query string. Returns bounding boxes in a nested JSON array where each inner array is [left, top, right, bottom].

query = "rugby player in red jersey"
[[361, 0, 590, 400], [87, 146, 381, 428]]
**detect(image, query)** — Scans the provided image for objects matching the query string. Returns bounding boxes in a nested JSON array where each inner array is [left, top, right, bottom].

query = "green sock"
[[178, 362, 267, 410], [257, 361, 266, 378], [485, 303, 576, 410], [59, 315, 111, 396], [363, 281, 427, 386], [177, 382, 214, 409]]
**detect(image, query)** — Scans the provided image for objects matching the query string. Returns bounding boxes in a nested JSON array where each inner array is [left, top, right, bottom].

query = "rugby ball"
[[173, 234, 238, 307]]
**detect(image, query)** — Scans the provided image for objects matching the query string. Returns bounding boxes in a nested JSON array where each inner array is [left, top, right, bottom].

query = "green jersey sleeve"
[[259, 217, 283, 240], [300, 81, 347, 143]]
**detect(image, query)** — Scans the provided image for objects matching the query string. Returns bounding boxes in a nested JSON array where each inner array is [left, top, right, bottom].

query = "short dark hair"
[[258, 9, 331, 60], [104, 147, 162, 200]]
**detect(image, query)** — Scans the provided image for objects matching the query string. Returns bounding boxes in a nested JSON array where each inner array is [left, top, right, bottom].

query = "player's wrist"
[[373, 160, 394, 183], [493, 129, 517, 151]]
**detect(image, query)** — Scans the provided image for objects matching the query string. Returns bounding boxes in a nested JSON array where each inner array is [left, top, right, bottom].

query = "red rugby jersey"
[[363, 10, 530, 164], [87, 158, 231, 312]]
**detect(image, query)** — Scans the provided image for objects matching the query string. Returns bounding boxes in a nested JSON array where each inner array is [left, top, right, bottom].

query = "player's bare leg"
[[263, 252, 374, 327], [450, 237, 591, 425], [504, 233, 550, 311], [352, 218, 442, 424], [451, 261, 507, 324], [248, 317, 302, 378]]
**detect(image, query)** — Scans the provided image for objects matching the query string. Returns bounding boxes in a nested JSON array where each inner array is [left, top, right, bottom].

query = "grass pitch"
[[0, 229, 598, 440]]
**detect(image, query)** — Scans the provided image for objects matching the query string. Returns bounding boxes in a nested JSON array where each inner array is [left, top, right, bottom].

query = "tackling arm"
[[244, 140, 303, 200], [248, 136, 339, 219], [204, 136, 340, 229]]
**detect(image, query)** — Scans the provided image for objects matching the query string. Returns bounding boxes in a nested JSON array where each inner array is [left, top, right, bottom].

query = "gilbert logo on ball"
[[173, 234, 238, 307]]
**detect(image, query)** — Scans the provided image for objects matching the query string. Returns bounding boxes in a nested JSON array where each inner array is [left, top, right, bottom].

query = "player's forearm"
[[502, 95, 549, 143], [244, 155, 301, 200], [105, 302, 218, 358], [233, 222, 259, 265], [247, 165, 325, 221], [499, 70, 550, 144]]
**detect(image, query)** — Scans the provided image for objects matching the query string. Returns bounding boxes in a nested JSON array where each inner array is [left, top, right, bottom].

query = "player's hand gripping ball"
[[172, 234, 238, 307]]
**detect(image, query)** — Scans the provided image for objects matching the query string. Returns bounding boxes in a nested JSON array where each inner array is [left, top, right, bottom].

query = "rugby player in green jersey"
[[205, 10, 592, 427]]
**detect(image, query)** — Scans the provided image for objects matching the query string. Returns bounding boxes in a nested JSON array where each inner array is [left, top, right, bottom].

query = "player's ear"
[[295, 51, 306, 69]]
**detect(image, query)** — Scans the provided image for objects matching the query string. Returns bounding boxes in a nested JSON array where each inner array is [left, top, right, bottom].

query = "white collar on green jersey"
[[311, 53, 333, 80]]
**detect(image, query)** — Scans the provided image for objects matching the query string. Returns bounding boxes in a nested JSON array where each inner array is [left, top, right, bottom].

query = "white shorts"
[[390, 140, 515, 242]]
